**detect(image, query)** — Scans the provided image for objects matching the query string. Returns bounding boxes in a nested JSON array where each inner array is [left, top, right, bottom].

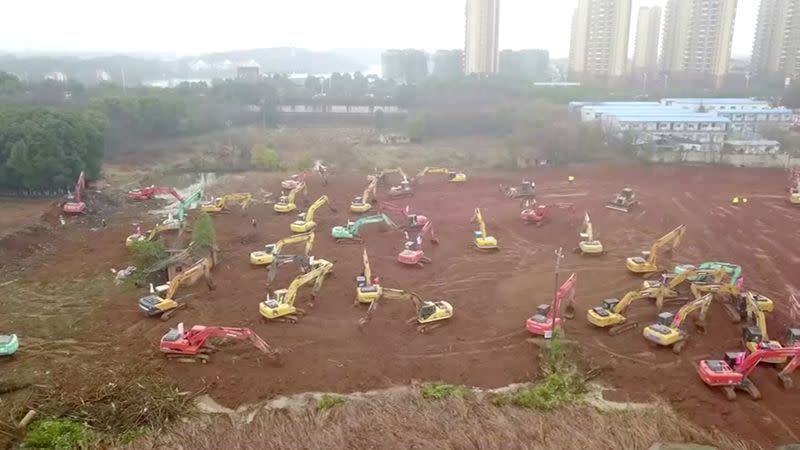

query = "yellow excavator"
[[351, 176, 378, 213], [359, 287, 453, 333], [790, 179, 800, 204], [626, 225, 686, 274], [373, 167, 406, 186], [290, 195, 336, 233], [259, 258, 333, 322], [126, 222, 173, 248], [416, 167, 466, 183], [201, 193, 253, 213], [642, 293, 713, 354], [640, 266, 726, 310], [471, 207, 498, 249], [577, 212, 604, 255], [138, 259, 215, 320], [689, 282, 772, 323], [356, 248, 381, 304], [250, 231, 315, 265], [741, 291, 787, 364], [274, 183, 307, 213], [586, 290, 648, 335]]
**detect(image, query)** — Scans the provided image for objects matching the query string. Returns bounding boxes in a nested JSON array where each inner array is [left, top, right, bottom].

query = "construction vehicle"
[[282, 172, 307, 190], [331, 214, 396, 243], [266, 254, 314, 285], [500, 180, 536, 200], [159, 323, 278, 363], [640, 266, 726, 311], [379, 202, 428, 229], [314, 161, 329, 186], [126, 222, 174, 248], [259, 258, 334, 322], [605, 188, 639, 212], [586, 290, 647, 335], [360, 288, 453, 333], [63, 171, 86, 214], [290, 195, 336, 233], [577, 212, 604, 255], [356, 249, 381, 304], [0, 334, 18, 357], [416, 167, 466, 183], [788, 166, 800, 192], [790, 179, 800, 204], [128, 186, 183, 202], [161, 189, 203, 231], [674, 262, 743, 289], [389, 179, 414, 199], [697, 347, 800, 400], [626, 225, 686, 274], [351, 177, 377, 213], [527, 262, 576, 337], [250, 231, 315, 266], [372, 167, 407, 186], [642, 293, 713, 354], [138, 259, 215, 320], [201, 193, 253, 213], [274, 183, 307, 213], [398, 221, 438, 267], [520, 199, 575, 225], [740, 291, 786, 364], [471, 208, 498, 250]]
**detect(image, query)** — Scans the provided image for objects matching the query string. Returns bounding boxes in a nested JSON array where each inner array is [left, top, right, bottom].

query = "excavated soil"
[[2, 163, 800, 446]]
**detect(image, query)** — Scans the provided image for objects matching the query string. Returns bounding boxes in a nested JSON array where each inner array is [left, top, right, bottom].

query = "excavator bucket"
[[605, 202, 630, 212]]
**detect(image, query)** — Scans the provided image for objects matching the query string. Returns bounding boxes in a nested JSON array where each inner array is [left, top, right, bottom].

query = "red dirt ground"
[[3, 163, 800, 446]]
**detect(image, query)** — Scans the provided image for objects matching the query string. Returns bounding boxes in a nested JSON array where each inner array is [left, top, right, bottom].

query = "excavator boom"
[[627, 225, 685, 273]]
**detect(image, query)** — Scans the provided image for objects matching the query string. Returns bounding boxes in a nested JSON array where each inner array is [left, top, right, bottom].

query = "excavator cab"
[[743, 326, 763, 345], [601, 298, 620, 312], [655, 311, 674, 327], [785, 328, 800, 347], [419, 303, 437, 320], [528, 304, 551, 325]]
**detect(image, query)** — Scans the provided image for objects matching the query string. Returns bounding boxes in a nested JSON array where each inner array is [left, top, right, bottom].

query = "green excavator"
[[161, 189, 203, 231], [331, 214, 396, 243], [0, 334, 18, 356]]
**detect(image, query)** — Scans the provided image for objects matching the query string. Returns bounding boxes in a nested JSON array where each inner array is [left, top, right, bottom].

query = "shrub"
[[191, 212, 216, 251], [251, 144, 283, 170], [316, 394, 345, 412], [24, 419, 95, 450], [420, 382, 472, 400]]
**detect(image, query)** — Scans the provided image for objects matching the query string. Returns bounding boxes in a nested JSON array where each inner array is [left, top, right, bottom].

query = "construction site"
[[2, 150, 800, 447]]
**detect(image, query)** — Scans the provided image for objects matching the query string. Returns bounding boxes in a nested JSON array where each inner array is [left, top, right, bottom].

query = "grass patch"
[[420, 382, 472, 400], [315, 394, 346, 412], [23, 419, 95, 450]]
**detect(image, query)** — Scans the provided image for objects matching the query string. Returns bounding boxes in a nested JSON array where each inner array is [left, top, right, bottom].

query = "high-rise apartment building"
[[752, 0, 800, 82], [661, 0, 738, 81], [568, 0, 632, 79], [631, 6, 662, 75], [464, 0, 500, 74]]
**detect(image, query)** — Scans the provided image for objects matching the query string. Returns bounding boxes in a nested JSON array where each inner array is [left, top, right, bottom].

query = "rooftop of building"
[[613, 114, 731, 123], [661, 98, 769, 104]]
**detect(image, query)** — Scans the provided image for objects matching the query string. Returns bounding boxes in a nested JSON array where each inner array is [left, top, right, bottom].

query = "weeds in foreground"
[[23, 419, 95, 450], [315, 394, 346, 412], [420, 382, 472, 400]]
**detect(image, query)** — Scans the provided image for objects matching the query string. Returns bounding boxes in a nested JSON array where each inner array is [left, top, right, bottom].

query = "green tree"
[[192, 212, 216, 251], [250, 144, 282, 170]]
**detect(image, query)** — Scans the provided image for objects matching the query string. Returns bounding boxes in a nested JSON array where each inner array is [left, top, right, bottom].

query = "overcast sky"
[[1, 0, 757, 58]]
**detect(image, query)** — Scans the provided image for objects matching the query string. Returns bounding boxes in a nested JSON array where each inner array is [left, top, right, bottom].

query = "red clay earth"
[[3, 163, 800, 446]]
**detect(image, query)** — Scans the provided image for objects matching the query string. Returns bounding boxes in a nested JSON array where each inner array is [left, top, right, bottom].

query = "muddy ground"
[[1, 163, 799, 446]]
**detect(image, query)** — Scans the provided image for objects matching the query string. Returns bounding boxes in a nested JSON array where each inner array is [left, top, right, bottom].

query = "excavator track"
[[722, 386, 737, 401], [779, 373, 794, 390], [723, 302, 742, 323], [160, 303, 187, 321], [608, 321, 638, 336], [335, 238, 363, 245], [672, 339, 688, 354], [165, 353, 210, 363], [738, 378, 762, 400]]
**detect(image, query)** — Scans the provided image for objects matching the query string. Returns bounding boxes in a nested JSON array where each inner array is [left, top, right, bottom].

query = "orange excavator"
[[63, 171, 86, 214], [697, 346, 800, 400], [380, 201, 428, 229], [159, 323, 281, 363], [520, 199, 575, 226], [128, 186, 183, 202], [397, 221, 438, 267]]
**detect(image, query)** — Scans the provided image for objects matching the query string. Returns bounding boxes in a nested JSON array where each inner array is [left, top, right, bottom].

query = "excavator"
[[626, 225, 686, 274], [500, 180, 536, 200], [331, 214, 396, 243], [266, 254, 314, 285], [259, 258, 334, 322], [740, 291, 787, 364], [790, 179, 800, 205], [290, 195, 336, 233], [126, 222, 174, 248], [274, 183, 307, 213], [640, 266, 727, 311], [128, 186, 183, 202], [356, 248, 381, 304], [351, 177, 378, 213], [201, 193, 253, 213], [674, 262, 743, 289], [389, 178, 414, 199], [161, 189, 203, 231], [397, 221, 438, 267], [63, 171, 87, 214], [250, 231, 315, 266], [605, 188, 639, 213], [139, 259, 215, 320], [282, 172, 306, 190], [0, 334, 18, 357], [416, 167, 466, 183], [372, 167, 406, 186], [586, 290, 648, 335], [360, 287, 453, 333], [471, 208, 498, 250], [520, 199, 575, 225], [577, 212, 604, 255], [379, 201, 428, 229], [697, 346, 800, 400], [788, 166, 800, 192], [527, 269, 577, 337], [159, 323, 280, 363], [642, 293, 713, 354]]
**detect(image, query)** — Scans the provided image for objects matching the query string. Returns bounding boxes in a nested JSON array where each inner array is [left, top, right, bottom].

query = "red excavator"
[[159, 323, 280, 363], [380, 201, 428, 229], [527, 248, 576, 335], [128, 186, 183, 202], [697, 346, 800, 400], [63, 171, 87, 214], [520, 199, 575, 225], [282, 172, 307, 190], [397, 221, 438, 267]]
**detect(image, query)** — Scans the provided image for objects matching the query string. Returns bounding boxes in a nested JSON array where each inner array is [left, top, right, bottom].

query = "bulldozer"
[[416, 167, 466, 183], [138, 258, 215, 320], [290, 195, 336, 233], [359, 287, 453, 333], [159, 323, 280, 364], [576, 212, 604, 255], [250, 231, 315, 266], [274, 183, 307, 213], [201, 193, 253, 213], [351, 177, 378, 213], [698, 346, 800, 400], [605, 188, 639, 212], [356, 248, 381, 304], [626, 225, 686, 274], [397, 221, 438, 267], [471, 208, 498, 250], [331, 214, 396, 243], [642, 293, 712, 354], [0, 334, 18, 357], [500, 180, 536, 200], [259, 258, 334, 323]]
